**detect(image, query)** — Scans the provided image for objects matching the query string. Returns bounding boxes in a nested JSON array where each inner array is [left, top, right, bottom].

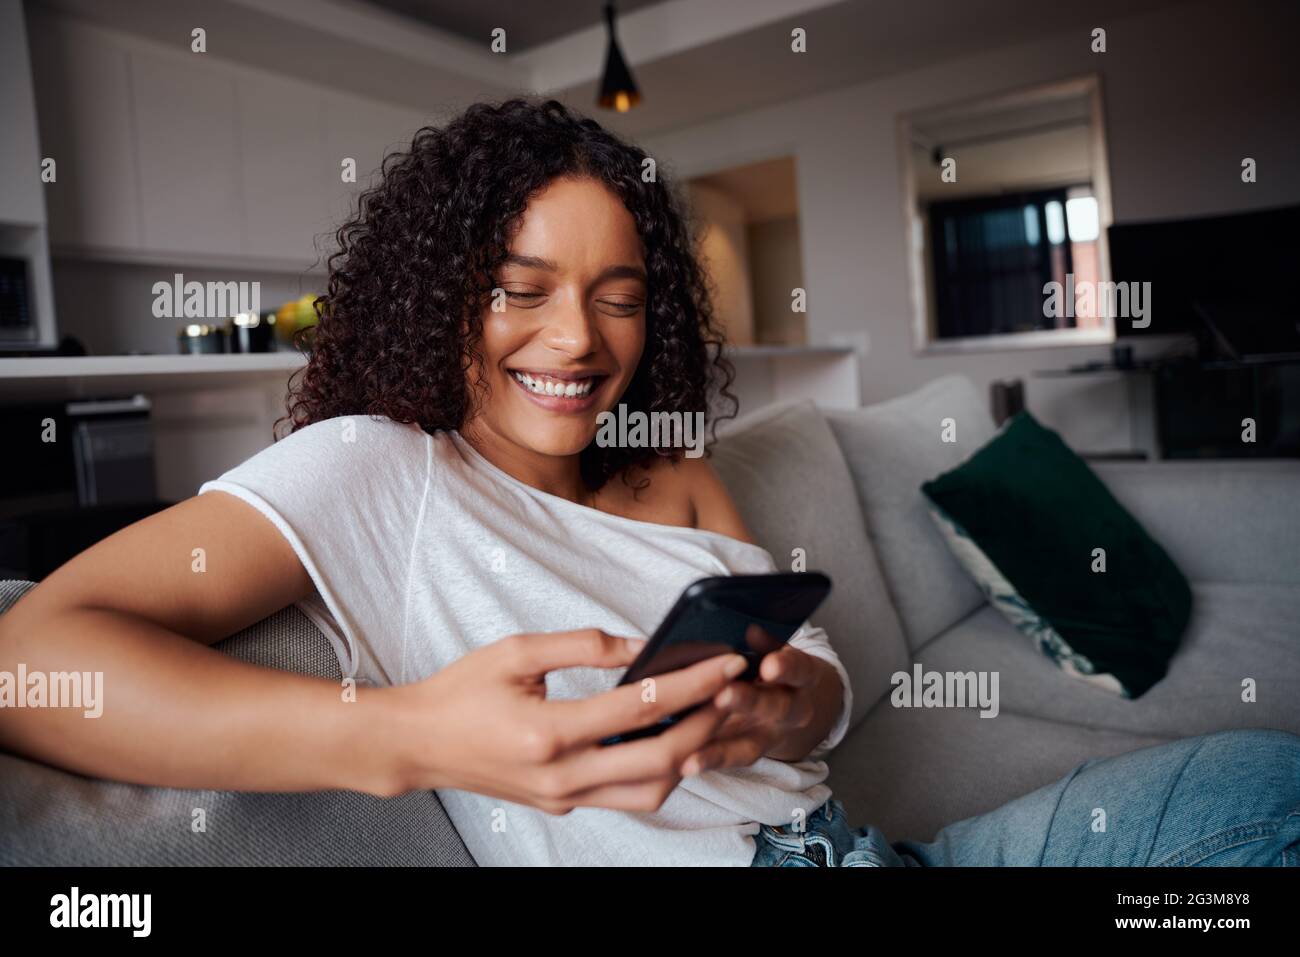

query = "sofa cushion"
[[826, 697, 1171, 842], [825, 376, 996, 650], [921, 412, 1192, 698], [0, 579, 476, 866], [712, 400, 909, 726], [0, 751, 474, 866], [1092, 460, 1300, 586], [919, 582, 1300, 739]]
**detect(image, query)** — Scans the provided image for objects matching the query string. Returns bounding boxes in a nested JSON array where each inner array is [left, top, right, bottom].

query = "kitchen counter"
[[0, 352, 307, 399]]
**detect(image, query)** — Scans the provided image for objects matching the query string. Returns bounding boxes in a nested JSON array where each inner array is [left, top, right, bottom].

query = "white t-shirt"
[[198, 414, 853, 866]]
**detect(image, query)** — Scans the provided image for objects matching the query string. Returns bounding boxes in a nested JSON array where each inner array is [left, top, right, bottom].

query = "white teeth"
[[512, 371, 595, 398]]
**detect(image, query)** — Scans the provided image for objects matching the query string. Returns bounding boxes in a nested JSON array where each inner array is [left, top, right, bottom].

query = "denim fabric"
[[752, 729, 1300, 867]]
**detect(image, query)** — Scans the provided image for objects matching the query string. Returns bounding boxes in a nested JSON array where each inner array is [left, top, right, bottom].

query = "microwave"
[[0, 255, 38, 346]]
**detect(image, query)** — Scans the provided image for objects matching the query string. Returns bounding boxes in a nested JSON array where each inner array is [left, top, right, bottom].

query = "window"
[[927, 186, 1103, 339]]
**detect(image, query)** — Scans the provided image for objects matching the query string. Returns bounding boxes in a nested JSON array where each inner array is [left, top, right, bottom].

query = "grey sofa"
[[3, 375, 1297, 865]]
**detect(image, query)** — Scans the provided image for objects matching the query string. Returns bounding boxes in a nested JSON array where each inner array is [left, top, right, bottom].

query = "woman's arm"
[[0, 490, 751, 810], [0, 492, 407, 795]]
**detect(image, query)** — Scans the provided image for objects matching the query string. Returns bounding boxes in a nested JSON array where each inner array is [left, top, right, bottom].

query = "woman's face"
[[468, 176, 647, 459]]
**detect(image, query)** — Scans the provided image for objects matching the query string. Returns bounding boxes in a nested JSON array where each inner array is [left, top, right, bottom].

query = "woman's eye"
[[597, 299, 642, 316], [505, 291, 545, 306]]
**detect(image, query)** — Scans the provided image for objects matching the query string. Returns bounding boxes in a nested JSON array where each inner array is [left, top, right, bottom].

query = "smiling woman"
[[284, 97, 736, 493]]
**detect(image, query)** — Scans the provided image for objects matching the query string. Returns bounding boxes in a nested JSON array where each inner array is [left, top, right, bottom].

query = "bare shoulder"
[[660, 454, 756, 544], [599, 453, 755, 544]]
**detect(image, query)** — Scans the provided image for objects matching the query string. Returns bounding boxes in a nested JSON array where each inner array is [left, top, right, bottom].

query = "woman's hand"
[[386, 628, 750, 815], [679, 630, 844, 773]]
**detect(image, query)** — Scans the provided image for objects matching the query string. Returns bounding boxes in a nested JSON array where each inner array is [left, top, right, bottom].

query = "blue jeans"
[[751, 729, 1300, 866]]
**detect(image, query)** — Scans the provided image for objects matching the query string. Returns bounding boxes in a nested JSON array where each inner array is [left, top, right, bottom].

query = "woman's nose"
[[541, 293, 600, 357]]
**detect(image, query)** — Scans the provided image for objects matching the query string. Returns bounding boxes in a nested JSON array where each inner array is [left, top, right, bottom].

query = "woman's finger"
[[682, 731, 771, 775], [758, 645, 820, 687], [717, 681, 801, 731], [541, 701, 731, 796], [549, 652, 748, 749], [498, 628, 646, 679]]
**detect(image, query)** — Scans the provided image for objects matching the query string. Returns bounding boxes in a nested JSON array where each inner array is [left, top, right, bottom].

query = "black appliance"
[[0, 396, 169, 580], [1108, 203, 1300, 356]]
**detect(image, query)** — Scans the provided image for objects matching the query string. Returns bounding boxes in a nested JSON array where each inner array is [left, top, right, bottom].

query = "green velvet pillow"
[[920, 412, 1191, 698]]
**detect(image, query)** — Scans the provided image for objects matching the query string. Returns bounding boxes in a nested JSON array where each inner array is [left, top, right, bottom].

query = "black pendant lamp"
[[597, 2, 641, 112]]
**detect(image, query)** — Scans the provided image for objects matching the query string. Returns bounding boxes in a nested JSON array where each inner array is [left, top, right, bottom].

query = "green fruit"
[[295, 294, 319, 329]]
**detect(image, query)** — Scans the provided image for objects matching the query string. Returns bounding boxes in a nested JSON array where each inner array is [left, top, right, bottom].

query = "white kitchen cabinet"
[[130, 49, 243, 258], [27, 12, 440, 270], [236, 71, 330, 265], [26, 13, 142, 251], [322, 91, 430, 231]]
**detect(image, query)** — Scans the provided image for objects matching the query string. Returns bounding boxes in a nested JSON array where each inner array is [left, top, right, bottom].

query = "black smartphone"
[[600, 572, 832, 745]]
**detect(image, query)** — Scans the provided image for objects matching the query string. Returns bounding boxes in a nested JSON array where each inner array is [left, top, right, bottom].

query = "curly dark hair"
[[278, 97, 736, 491]]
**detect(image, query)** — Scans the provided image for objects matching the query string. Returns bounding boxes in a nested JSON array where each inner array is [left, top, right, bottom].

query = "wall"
[[644, 0, 1300, 451], [747, 216, 806, 345], [686, 181, 756, 345]]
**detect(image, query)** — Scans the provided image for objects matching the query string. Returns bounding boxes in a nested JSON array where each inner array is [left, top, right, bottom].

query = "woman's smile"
[[507, 368, 610, 413]]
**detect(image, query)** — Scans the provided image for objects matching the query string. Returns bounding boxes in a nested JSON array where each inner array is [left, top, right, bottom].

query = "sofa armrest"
[[0, 579, 476, 866], [1091, 460, 1300, 584]]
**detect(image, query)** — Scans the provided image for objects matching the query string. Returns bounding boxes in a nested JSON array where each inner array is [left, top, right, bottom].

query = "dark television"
[[1108, 203, 1300, 358]]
